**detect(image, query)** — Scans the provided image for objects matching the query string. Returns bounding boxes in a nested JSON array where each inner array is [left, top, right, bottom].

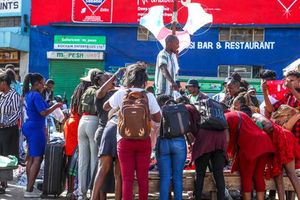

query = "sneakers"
[[24, 188, 42, 198]]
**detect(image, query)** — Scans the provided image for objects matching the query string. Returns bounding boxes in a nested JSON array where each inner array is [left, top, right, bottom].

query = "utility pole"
[[172, 0, 179, 59], [172, 0, 177, 35]]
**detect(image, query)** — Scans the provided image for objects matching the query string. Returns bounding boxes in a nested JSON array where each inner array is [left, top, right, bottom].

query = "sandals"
[[66, 192, 76, 200], [0, 187, 6, 194]]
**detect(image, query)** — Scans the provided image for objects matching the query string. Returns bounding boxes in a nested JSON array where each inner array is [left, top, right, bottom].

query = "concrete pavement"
[[0, 181, 67, 200]]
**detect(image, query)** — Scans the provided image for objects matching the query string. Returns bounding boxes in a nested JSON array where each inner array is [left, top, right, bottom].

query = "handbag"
[[197, 98, 228, 131], [271, 104, 299, 126]]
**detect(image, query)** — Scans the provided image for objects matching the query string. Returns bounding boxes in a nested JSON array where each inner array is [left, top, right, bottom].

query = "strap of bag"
[[165, 99, 177, 105], [234, 112, 242, 152]]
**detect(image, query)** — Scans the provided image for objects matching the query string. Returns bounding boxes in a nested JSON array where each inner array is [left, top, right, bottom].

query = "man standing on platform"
[[155, 35, 179, 96]]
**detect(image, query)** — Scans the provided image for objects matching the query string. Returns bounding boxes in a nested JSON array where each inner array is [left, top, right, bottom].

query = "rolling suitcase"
[[42, 140, 66, 198]]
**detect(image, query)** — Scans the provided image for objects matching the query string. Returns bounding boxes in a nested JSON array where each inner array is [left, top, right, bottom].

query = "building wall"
[[29, 25, 300, 79], [0, 0, 30, 80]]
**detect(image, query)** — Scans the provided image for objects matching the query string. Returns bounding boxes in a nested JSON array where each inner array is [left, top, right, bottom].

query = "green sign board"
[[54, 35, 106, 50]]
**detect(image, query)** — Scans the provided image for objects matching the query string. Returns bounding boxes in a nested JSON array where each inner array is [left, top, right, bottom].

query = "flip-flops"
[[0, 187, 6, 194]]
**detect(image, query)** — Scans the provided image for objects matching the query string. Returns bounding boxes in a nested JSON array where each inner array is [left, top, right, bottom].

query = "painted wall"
[[21, 0, 31, 35], [31, 0, 300, 26], [0, 0, 31, 35], [29, 26, 300, 79]]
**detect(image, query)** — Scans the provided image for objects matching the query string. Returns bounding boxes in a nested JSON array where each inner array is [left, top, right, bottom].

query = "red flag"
[[266, 80, 288, 101]]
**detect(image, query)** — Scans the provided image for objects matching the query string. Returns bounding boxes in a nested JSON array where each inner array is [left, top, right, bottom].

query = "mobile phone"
[[114, 68, 125, 86]]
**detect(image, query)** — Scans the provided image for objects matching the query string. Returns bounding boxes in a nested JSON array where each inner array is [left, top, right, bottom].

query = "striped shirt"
[[0, 89, 21, 127], [155, 49, 177, 96]]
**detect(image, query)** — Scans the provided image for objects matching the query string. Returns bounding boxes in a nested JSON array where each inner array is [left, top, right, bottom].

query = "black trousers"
[[0, 125, 19, 159], [194, 150, 226, 200]]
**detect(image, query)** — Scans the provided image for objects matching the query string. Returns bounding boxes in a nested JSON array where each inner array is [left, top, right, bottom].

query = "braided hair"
[[123, 62, 148, 88], [70, 81, 91, 110]]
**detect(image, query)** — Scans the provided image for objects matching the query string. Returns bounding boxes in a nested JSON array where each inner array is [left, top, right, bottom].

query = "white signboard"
[[47, 51, 104, 60], [0, 0, 21, 14]]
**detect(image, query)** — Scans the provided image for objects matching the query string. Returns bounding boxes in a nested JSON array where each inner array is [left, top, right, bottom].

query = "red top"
[[268, 123, 298, 177], [225, 111, 274, 172], [273, 93, 300, 145], [272, 92, 300, 169], [64, 110, 80, 156]]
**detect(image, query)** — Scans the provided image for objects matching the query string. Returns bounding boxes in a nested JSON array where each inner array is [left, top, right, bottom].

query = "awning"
[[282, 58, 300, 76], [0, 32, 29, 52]]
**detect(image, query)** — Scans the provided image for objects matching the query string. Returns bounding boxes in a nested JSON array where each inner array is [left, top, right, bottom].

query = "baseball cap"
[[186, 79, 200, 88], [80, 68, 102, 82]]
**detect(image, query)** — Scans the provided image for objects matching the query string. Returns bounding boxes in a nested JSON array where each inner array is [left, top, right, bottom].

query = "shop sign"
[[47, 51, 104, 60], [0, 0, 21, 14], [189, 41, 276, 50], [72, 0, 113, 23], [54, 35, 106, 50], [0, 51, 19, 61], [199, 82, 222, 92]]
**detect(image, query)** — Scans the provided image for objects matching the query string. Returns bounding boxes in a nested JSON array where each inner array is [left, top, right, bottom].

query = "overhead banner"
[[0, 0, 21, 14], [54, 35, 106, 50], [34, 0, 300, 25], [72, 0, 113, 23]]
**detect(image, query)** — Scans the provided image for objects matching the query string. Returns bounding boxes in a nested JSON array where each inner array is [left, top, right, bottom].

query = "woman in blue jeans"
[[156, 137, 187, 200], [156, 95, 187, 200]]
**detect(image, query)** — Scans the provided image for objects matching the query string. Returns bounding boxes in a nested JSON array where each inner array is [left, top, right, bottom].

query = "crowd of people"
[[0, 34, 299, 200]]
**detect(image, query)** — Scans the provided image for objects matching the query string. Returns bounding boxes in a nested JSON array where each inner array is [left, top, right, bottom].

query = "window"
[[0, 17, 21, 27], [218, 65, 262, 79], [219, 28, 264, 42], [137, 26, 156, 41]]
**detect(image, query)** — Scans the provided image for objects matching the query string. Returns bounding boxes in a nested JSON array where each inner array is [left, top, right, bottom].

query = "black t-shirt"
[[95, 90, 116, 127]]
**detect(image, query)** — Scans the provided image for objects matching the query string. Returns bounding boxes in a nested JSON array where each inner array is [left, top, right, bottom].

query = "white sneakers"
[[24, 188, 42, 198]]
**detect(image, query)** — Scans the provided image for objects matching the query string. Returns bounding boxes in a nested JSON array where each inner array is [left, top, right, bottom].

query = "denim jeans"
[[156, 136, 187, 200]]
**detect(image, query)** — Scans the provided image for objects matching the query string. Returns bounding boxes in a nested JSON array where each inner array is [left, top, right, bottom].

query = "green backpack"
[[78, 86, 98, 115]]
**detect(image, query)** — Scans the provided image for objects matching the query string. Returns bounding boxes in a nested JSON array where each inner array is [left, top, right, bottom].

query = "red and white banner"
[[72, 0, 113, 23], [32, 0, 300, 26]]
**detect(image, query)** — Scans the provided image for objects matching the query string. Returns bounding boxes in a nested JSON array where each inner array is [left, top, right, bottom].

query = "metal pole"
[[172, 0, 177, 35]]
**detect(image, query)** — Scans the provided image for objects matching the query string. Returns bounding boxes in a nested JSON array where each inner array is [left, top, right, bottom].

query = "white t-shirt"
[[259, 95, 278, 116], [108, 88, 161, 141]]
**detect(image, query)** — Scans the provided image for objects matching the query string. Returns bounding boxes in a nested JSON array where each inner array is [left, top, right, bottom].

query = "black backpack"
[[161, 100, 190, 138], [197, 98, 228, 131]]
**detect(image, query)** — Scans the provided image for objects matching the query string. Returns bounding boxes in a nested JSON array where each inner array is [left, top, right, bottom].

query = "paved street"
[[0, 181, 67, 200]]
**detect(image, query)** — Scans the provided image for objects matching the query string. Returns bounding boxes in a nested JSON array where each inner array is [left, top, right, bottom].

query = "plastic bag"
[[51, 108, 65, 122]]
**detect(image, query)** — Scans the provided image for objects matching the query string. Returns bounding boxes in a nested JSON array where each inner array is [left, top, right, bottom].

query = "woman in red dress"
[[262, 70, 300, 169], [252, 113, 300, 200], [225, 111, 274, 200]]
